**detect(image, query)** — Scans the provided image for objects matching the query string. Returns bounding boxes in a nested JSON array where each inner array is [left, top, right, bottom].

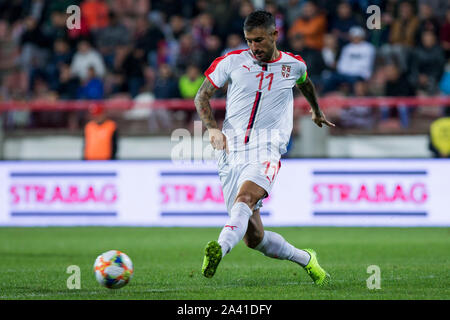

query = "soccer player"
[[194, 11, 334, 286]]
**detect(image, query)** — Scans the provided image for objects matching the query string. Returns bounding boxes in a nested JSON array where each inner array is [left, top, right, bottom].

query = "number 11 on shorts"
[[263, 161, 280, 184]]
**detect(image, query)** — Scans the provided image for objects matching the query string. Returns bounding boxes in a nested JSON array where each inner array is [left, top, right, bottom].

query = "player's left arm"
[[296, 77, 335, 128]]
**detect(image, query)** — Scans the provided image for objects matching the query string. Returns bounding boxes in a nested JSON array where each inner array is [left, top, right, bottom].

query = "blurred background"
[[1, 1, 449, 301], [0, 0, 449, 159], [0, 0, 449, 228]]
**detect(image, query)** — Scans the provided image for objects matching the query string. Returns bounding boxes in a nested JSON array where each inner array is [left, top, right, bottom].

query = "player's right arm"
[[194, 78, 228, 151]]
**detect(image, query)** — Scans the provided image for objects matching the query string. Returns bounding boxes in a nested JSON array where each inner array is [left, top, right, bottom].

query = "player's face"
[[244, 27, 278, 63]]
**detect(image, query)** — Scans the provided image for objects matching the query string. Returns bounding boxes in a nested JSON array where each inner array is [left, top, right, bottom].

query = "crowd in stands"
[[0, 0, 449, 131]]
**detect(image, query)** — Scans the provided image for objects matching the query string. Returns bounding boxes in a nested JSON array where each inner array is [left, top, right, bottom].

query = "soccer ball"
[[93, 250, 134, 289]]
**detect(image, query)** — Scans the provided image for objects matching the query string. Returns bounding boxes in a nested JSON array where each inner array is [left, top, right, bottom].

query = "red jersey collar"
[[250, 50, 282, 63]]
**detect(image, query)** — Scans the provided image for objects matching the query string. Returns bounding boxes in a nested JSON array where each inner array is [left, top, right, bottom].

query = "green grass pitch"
[[0, 227, 449, 300]]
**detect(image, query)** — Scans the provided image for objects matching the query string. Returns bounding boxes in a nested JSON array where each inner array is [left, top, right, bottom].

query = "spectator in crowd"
[[167, 15, 187, 42], [321, 33, 339, 72], [287, 34, 326, 89], [161, 14, 188, 67], [19, 16, 51, 79], [228, 0, 254, 35], [428, 110, 450, 158], [42, 10, 70, 47], [95, 12, 131, 69], [418, 0, 448, 22], [134, 15, 166, 68], [389, 1, 419, 47], [43, 0, 77, 25], [368, 11, 393, 49], [410, 30, 446, 95], [265, 1, 286, 46], [178, 64, 204, 99], [83, 103, 118, 160], [109, 0, 149, 17], [66, 8, 92, 49], [288, 1, 327, 50], [221, 33, 247, 56], [119, 47, 146, 98], [439, 58, 450, 96], [46, 38, 73, 91], [77, 66, 104, 100], [380, 63, 414, 128], [330, 1, 359, 47], [81, 0, 110, 32], [175, 33, 204, 71], [281, 0, 305, 27], [192, 13, 217, 48], [440, 8, 450, 59], [0, 20, 15, 69], [379, 1, 418, 72], [57, 63, 80, 100], [340, 80, 376, 129], [416, 2, 441, 41], [151, 0, 183, 20], [201, 34, 223, 72], [322, 26, 375, 93], [70, 39, 106, 81], [153, 63, 179, 99], [139, 64, 177, 133], [0, 0, 26, 24]]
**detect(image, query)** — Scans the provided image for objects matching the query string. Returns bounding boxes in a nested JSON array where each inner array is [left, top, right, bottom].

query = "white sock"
[[218, 202, 252, 257], [254, 231, 311, 267]]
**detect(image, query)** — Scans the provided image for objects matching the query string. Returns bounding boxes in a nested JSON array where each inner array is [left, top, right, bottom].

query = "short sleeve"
[[204, 55, 231, 89], [284, 51, 308, 85], [295, 60, 308, 85]]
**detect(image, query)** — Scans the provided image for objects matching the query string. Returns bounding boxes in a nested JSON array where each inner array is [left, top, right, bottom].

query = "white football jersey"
[[205, 49, 307, 155]]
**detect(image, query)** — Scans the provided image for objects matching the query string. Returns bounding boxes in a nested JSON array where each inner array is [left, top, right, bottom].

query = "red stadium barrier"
[[0, 96, 449, 111]]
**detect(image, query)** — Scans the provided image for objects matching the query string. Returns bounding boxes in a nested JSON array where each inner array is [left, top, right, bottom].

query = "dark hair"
[[243, 10, 275, 32]]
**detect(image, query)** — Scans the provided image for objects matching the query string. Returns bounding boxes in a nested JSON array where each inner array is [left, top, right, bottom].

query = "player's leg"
[[242, 209, 265, 249], [244, 210, 331, 286], [217, 180, 266, 256], [244, 209, 310, 265], [202, 180, 265, 278]]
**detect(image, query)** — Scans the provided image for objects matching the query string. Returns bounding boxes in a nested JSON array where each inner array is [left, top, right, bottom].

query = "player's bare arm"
[[194, 79, 228, 151], [296, 77, 335, 128]]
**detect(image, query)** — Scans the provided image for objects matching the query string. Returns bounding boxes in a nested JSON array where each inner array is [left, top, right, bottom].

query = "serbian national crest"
[[281, 65, 291, 78]]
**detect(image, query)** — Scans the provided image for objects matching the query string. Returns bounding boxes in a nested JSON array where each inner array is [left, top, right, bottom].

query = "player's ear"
[[272, 29, 278, 42]]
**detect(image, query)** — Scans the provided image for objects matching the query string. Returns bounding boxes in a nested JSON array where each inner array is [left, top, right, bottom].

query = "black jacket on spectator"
[[153, 77, 180, 99], [121, 50, 145, 79], [20, 25, 52, 49], [385, 73, 413, 96], [410, 45, 446, 85], [136, 25, 165, 56], [295, 47, 327, 79]]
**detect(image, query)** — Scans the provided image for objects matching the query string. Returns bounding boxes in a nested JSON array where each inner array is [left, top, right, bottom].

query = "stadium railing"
[[1, 96, 449, 111]]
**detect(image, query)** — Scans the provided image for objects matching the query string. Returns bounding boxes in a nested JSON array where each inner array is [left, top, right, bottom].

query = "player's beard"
[[254, 46, 275, 63]]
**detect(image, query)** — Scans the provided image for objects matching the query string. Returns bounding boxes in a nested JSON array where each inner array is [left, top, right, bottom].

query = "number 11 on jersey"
[[256, 72, 274, 91]]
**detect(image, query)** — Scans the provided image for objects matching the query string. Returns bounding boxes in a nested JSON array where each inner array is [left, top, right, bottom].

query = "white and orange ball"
[[93, 250, 134, 289]]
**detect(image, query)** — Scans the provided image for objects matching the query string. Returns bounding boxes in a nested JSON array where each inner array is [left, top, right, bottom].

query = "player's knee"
[[234, 194, 256, 209]]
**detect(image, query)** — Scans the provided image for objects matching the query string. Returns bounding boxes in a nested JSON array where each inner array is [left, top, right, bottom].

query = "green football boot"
[[202, 241, 222, 278], [303, 249, 331, 286]]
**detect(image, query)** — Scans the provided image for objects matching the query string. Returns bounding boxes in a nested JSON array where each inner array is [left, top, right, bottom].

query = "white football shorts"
[[215, 149, 281, 214]]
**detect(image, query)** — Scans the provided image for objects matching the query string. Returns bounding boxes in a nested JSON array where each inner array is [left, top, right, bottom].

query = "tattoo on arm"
[[297, 77, 321, 114], [194, 79, 219, 129]]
